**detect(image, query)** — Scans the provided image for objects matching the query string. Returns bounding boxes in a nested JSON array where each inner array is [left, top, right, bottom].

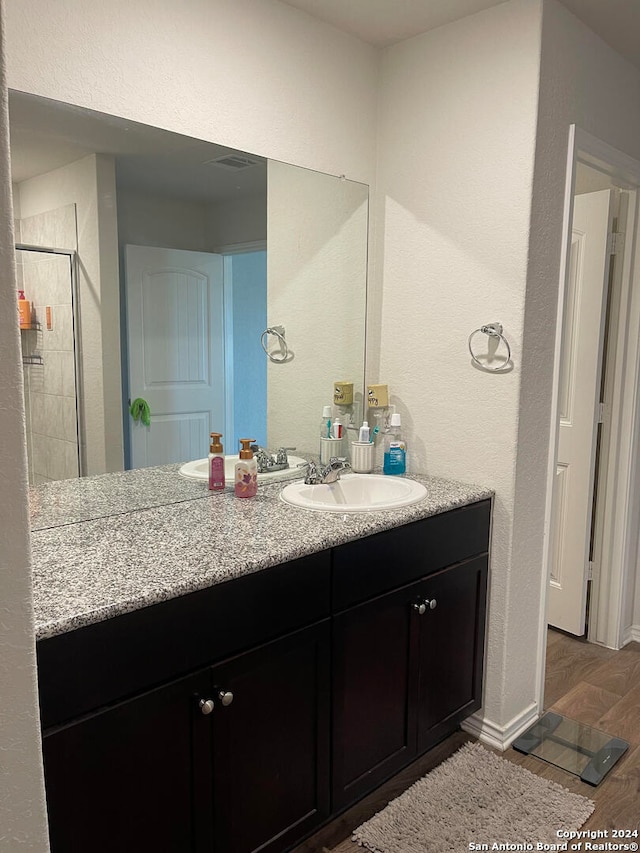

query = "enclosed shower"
[[16, 245, 81, 484]]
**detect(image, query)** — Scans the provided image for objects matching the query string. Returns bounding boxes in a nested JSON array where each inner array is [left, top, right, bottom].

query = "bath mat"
[[352, 742, 595, 853]]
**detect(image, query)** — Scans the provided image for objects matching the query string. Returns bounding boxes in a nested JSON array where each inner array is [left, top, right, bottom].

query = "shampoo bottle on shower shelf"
[[383, 413, 407, 475], [18, 290, 31, 329], [208, 432, 225, 491], [235, 439, 258, 498]]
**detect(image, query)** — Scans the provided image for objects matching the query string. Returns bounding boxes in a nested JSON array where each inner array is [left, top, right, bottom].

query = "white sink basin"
[[179, 454, 307, 485], [280, 474, 427, 513]]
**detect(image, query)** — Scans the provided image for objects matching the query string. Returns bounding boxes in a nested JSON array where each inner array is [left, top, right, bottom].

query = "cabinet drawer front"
[[333, 499, 491, 610], [38, 550, 331, 729]]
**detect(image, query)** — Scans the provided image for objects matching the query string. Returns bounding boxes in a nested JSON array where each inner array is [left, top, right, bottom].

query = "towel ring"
[[468, 323, 512, 372], [261, 325, 289, 363]]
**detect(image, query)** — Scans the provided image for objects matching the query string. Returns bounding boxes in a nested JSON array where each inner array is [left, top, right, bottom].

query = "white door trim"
[[537, 126, 640, 712]]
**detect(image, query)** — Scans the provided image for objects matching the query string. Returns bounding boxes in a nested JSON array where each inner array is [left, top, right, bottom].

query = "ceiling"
[[282, 0, 640, 70], [9, 92, 267, 204]]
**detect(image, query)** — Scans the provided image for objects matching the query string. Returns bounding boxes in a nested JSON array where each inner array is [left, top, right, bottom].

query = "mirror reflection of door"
[[549, 189, 614, 636], [125, 245, 226, 468], [17, 246, 81, 485], [124, 244, 268, 468]]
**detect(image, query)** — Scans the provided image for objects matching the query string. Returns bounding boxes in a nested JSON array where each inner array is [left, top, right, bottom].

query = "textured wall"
[[374, 0, 543, 733], [5, 0, 377, 185], [267, 160, 368, 458], [0, 2, 50, 846]]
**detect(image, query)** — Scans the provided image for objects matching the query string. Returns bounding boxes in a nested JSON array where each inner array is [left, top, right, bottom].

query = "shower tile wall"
[[20, 204, 79, 484]]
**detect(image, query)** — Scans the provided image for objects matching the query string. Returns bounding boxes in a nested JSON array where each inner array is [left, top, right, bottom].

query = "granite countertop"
[[31, 471, 493, 641]]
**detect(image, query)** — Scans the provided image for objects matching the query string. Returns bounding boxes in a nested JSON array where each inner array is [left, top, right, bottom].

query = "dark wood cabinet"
[[416, 556, 487, 753], [332, 557, 488, 808], [43, 622, 331, 853], [38, 499, 491, 853], [332, 582, 421, 808], [43, 669, 214, 853], [210, 622, 330, 853]]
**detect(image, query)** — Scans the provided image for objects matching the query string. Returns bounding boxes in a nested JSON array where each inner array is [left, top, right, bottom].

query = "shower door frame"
[[15, 243, 84, 479]]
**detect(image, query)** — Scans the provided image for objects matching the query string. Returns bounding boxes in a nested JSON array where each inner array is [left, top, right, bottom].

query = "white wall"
[[267, 160, 369, 457], [529, 0, 640, 643], [374, 0, 543, 736], [5, 0, 377, 184], [17, 154, 124, 475], [0, 7, 50, 844]]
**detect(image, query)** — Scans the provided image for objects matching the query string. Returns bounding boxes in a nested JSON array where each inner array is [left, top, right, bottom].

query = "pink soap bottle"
[[208, 433, 225, 491], [235, 439, 258, 498]]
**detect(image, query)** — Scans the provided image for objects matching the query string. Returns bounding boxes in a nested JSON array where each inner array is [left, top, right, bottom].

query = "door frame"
[[537, 126, 640, 709]]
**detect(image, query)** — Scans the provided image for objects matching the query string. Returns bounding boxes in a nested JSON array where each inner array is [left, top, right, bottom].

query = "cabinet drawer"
[[38, 550, 331, 729], [332, 500, 490, 610]]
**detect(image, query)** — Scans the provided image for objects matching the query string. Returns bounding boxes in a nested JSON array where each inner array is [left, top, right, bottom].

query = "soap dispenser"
[[235, 439, 258, 498], [208, 432, 225, 491]]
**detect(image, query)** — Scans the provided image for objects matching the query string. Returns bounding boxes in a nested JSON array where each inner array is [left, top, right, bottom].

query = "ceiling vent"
[[204, 154, 261, 170]]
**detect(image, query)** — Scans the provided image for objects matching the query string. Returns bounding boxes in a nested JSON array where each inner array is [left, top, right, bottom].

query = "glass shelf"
[[22, 354, 44, 365]]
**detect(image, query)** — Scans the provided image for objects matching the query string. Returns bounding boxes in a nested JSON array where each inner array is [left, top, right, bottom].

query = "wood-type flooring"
[[307, 629, 640, 853]]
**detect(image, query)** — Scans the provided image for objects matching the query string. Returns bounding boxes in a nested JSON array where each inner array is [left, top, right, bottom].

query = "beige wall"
[[374, 0, 543, 737], [0, 8, 50, 845], [267, 160, 368, 457]]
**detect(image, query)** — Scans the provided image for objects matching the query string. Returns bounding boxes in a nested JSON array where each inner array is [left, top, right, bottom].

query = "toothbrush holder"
[[320, 436, 345, 465], [350, 441, 374, 474]]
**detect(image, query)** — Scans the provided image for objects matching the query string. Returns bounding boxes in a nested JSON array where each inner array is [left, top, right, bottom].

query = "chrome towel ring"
[[468, 323, 512, 372], [261, 325, 289, 363]]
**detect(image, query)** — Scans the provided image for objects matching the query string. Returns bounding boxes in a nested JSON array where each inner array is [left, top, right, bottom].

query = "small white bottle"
[[235, 439, 258, 498], [358, 420, 370, 442], [208, 433, 225, 491], [332, 416, 343, 439]]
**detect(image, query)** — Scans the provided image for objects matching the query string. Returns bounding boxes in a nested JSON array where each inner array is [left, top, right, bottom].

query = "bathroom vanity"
[[32, 471, 491, 853]]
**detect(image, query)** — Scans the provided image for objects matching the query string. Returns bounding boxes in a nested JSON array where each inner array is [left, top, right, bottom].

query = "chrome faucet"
[[304, 457, 351, 485], [251, 445, 295, 473]]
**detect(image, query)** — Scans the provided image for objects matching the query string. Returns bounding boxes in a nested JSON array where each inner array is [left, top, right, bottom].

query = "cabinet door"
[[43, 669, 213, 853], [332, 582, 421, 809], [416, 555, 488, 753], [210, 621, 330, 853]]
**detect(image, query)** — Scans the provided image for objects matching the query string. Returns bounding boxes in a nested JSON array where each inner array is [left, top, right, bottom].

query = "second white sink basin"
[[280, 474, 427, 513], [179, 454, 307, 485]]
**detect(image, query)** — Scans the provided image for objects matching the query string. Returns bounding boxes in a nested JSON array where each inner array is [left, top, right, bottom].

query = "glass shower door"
[[16, 247, 80, 485]]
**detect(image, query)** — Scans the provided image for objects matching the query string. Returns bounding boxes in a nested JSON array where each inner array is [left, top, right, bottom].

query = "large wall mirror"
[[9, 91, 368, 491]]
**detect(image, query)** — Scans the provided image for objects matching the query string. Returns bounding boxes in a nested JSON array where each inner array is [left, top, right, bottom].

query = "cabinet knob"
[[199, 698, 215, 715], [425, 598, 437, 610], [218, 689, 234, 707], [413, 601, 427, 615]]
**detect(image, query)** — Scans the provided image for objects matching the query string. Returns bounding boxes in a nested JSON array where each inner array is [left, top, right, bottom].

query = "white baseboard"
[[622, 624, 640, 645], [461, 701, 539, 751]]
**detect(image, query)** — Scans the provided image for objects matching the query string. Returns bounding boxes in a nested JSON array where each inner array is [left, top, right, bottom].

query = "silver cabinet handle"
[[413, 602, 427, 615], [199, 698, 215, 715], [425, 598, 437, 610], [218, 689, 234, 707]]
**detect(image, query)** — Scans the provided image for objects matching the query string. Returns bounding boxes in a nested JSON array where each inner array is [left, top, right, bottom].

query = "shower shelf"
[[22, 354, 44, 365]]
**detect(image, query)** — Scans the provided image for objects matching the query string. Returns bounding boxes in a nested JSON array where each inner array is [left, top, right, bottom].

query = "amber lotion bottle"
[[235, 439, 258, 498], [208, 432, 225, 491]]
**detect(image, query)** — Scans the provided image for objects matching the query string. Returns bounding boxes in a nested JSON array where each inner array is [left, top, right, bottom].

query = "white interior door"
[[548, 190, 614, 635], [125, 245, 224, 468]]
